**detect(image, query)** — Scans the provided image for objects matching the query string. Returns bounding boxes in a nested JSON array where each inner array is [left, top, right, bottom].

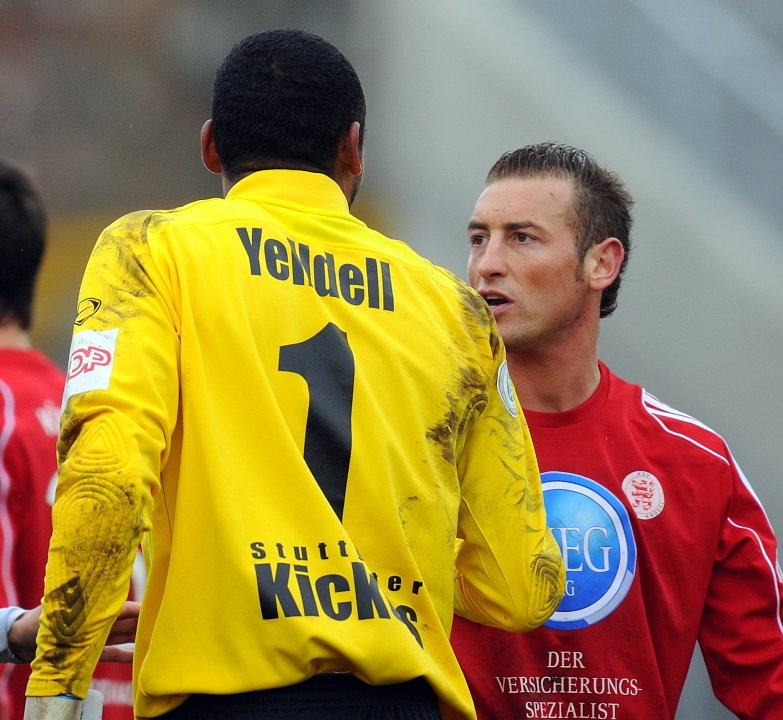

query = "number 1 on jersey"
[[279, 323, 354, 520]]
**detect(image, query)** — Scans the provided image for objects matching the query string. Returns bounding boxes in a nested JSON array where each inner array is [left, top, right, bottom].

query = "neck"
[[0, 323, 32, 350], [506, 335, 601, 413]]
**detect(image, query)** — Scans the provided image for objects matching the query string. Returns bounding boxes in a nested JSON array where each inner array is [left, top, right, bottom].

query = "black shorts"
[[161, 674, 443, 720]]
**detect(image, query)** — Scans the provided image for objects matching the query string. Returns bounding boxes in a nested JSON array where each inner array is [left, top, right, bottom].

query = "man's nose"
[[476, 237, 507, 278]]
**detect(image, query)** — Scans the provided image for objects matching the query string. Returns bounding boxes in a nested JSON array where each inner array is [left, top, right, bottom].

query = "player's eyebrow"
[[468, 220, 540, 232]]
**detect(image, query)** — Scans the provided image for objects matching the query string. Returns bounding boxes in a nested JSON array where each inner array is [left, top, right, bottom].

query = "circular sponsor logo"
[[542, 471, 637, 630], [497, 360, 518, 417], [622, 470, 665, 520]]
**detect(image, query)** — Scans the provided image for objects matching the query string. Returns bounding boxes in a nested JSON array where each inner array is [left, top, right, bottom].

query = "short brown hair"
[[487, 142, 633, 318]]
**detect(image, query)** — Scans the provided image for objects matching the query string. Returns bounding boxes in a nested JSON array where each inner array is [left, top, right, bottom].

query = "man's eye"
[[469, 234, 487, 246], [515, 233, 532, 243]]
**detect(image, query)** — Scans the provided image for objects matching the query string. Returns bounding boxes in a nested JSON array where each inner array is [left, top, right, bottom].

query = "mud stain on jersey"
[[57, 406, 81, 459], [85, 210, 159, 325], [426, 368, 487, 467], [41, 576, 86, 666], [397, 494, 421, 530], [424, 281, 494, 466]]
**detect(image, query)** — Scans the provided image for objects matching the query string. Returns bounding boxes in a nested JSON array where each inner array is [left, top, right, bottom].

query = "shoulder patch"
[[497, 361, 518, 417], [63, 328, 119, 405]]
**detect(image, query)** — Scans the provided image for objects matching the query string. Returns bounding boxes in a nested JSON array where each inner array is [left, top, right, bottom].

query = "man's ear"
[[200, 119, 222, 174], [587, 237, 625, 291], [332, 121, 364, 203], [340, 121, 363, 178]]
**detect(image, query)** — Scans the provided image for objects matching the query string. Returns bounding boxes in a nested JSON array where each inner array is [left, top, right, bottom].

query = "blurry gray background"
[[3, 1, 782, 717]]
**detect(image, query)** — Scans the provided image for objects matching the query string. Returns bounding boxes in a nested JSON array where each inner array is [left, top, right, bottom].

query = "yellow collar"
[[227, 170, 350, 215]]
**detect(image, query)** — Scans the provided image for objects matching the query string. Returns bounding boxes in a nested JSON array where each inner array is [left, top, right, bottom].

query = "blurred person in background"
[[0, 156, 141, 720], [450, 142, 783, 719], [24, 30, 563, 720], [0, 156, 75, 720]]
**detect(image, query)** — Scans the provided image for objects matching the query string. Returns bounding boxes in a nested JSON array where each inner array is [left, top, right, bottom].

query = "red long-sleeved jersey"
[[0, 348, 139, 720], [452, 362, 783, 719], [0, 349, 63, 720]]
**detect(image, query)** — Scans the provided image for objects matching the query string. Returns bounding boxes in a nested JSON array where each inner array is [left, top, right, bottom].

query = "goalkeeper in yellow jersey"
[[24, 29, 564, 720]]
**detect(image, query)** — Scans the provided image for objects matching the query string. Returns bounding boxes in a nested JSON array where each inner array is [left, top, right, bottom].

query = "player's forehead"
[[470, 175, 575, 228]]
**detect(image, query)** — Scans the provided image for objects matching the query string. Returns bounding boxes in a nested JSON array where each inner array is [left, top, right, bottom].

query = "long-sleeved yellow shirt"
[[27, 170, 564, 719]]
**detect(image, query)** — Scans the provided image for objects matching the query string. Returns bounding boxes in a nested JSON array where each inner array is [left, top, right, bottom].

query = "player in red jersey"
[[0, 157, 141, 720], [451, 142, 783, 719]]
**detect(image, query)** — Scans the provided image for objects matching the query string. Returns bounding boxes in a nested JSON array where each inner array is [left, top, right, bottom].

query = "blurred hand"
[[8, 606, 41, 663], [100, 600, 140, 662], [9, 600, 141, 664]]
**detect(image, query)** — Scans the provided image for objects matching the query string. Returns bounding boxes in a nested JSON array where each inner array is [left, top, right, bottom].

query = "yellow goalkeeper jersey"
[[28, 170, 564, 719]]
